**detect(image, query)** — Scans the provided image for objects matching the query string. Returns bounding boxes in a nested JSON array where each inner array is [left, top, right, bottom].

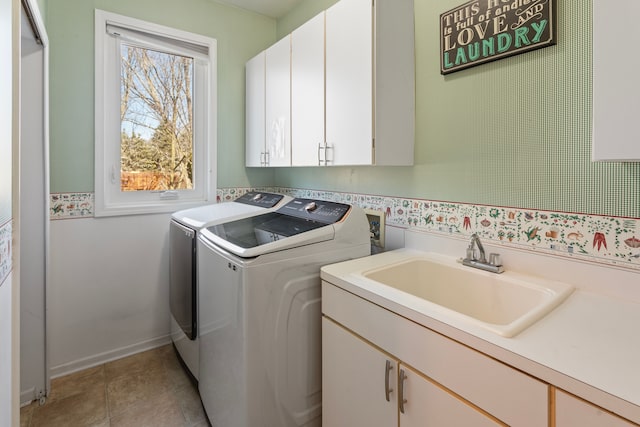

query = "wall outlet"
[[365, 209, 385, 253]]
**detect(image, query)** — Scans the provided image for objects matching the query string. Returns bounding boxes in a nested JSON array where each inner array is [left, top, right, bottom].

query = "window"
[[95, 10, 217, 216]]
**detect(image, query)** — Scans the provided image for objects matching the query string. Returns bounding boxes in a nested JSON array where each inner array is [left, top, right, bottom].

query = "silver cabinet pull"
[[325, 143, 333, 165], [384, 360, 394, 402], [318, 143, 324, 166], [318, 142, 333, 165], [399, 369, 408, 414]]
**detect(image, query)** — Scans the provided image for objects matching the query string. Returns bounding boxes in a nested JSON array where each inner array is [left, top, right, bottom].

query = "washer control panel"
[[278, 198, 351, 224]]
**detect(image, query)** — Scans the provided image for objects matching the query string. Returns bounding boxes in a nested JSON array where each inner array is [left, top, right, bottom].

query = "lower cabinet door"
[[322, 317, 397, 427], [399, 364, 503, 427], [555, 389, 638, 427]]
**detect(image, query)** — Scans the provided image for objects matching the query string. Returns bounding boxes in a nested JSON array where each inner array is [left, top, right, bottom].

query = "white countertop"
[[321, 247, 640, 424]]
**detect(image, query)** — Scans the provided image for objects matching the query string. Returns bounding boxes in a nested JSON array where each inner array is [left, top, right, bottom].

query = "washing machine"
[[197, 198, 370, 426], [169, 191, 290, 381]]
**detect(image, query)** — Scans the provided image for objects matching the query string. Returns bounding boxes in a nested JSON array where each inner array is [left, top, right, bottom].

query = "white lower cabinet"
[[323, 318, 502, 427], [555, 389, 638, 427], [322, 281, 549, 427], [322, 317, 395, 426]]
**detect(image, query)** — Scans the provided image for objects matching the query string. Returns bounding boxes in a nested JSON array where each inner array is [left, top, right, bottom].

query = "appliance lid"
[[200, 198, 352, 258], [171, 191, 287, 229]]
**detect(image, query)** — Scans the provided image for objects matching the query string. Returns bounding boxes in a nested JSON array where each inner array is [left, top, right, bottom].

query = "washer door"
[[170, 219, 196, 340]]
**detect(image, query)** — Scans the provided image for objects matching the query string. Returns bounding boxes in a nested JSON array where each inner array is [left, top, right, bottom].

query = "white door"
[[20, 0, 49, 405], [265, 35, 291, 166], [325, 0, 373, 166], [291, 12, 325, 166], [245, 51, 266, 167], [322, 317, 397, 427]]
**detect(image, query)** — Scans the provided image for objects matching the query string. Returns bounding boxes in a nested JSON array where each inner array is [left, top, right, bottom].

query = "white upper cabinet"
[[325, 0, 373, 166], [265, 35, 291, 167], [325, 0, 415, 166], [246, 0, 414, 167], [245, 51, 266, 167], [291, 12, 325, 166], [592, 0, 640, 161]]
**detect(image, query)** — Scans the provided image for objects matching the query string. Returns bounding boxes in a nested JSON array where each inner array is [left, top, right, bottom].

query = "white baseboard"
[[20, 387, 35, 407], [49, 334, 171, 379]]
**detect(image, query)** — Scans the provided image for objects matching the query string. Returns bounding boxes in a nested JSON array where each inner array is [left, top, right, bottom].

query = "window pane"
[[120, 44, 194, 191]]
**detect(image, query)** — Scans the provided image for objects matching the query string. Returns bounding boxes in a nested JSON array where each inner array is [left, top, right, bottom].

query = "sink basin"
[[361, 255, 574, 337]]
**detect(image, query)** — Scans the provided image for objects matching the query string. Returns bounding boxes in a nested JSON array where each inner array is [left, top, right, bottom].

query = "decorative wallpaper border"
[[50, 192, 94, 219], [51, 189, 640, 272], [220, 187, 640, 272], [0, 220, 12, 287]]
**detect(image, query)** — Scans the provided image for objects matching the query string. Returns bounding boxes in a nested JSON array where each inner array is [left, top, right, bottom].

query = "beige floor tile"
[[20, 402, 35, 427], [30, 345, 209, 426], [107, 366, 171, 417], [174, 382, 207, 425], [30, 386, 108, 427], [164, 350, 195, 390], [48, 365, 105, 403], [109, 390, 187, 427], [105, 347, 165, 382]]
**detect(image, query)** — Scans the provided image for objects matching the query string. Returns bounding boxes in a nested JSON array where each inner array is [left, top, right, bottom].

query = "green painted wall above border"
[[274, 0, 640, 219], [46, 0, 277, 193]]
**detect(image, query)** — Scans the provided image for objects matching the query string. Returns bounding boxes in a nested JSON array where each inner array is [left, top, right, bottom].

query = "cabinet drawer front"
[[322, 282, 548, 427]]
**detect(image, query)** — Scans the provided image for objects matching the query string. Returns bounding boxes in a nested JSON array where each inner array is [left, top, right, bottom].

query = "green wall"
[[46, 0, 640, 218], [47, 0, 276, 193], [275, 0, 640, 218]]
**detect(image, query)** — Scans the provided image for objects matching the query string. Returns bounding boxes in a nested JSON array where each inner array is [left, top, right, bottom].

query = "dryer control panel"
[[234, 191, 285, 208], [277, 198, 351, 224]]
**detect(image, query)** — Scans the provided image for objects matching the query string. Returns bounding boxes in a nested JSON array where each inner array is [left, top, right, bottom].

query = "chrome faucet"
[[462, 233, 504, 274]]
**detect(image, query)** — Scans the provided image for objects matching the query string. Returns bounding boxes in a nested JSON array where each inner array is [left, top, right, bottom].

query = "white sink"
[[361, 254, 574, 337]]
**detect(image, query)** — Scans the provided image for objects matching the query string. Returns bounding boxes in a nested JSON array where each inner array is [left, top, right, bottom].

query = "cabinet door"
[[399, 364, 502, 427], [592, 0, 640, 161], [322, 317, 397, 427], [291, 12, 325, 166], [245, 51, 265, 167], [265, 35, 291, 167], [325, 0, 373, 165], [555, 390, 638, 427]]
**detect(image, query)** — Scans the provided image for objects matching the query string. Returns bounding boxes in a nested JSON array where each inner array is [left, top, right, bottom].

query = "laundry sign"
[[440, 0, 556, 74]]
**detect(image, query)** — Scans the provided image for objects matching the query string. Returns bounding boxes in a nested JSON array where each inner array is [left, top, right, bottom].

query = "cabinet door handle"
[[318, 143, 324, 166], [399, 369, 408, 414], [325, 143, 333, 165], [384, 360, 394, 402]]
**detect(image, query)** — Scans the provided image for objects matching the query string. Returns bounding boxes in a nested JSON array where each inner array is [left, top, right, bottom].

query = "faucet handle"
[[466, 248, 475, 260], [489, 253, 502, 266]]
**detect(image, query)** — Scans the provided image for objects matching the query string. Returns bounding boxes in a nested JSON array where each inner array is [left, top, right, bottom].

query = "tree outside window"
[[120, 45, 194, 192]]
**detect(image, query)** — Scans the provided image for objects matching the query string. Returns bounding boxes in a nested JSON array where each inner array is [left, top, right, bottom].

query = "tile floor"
[[20, 344, 210, 427]]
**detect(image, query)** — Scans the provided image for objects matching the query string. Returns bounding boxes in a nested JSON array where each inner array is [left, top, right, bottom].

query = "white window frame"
[[95, 9, 217, 217]]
